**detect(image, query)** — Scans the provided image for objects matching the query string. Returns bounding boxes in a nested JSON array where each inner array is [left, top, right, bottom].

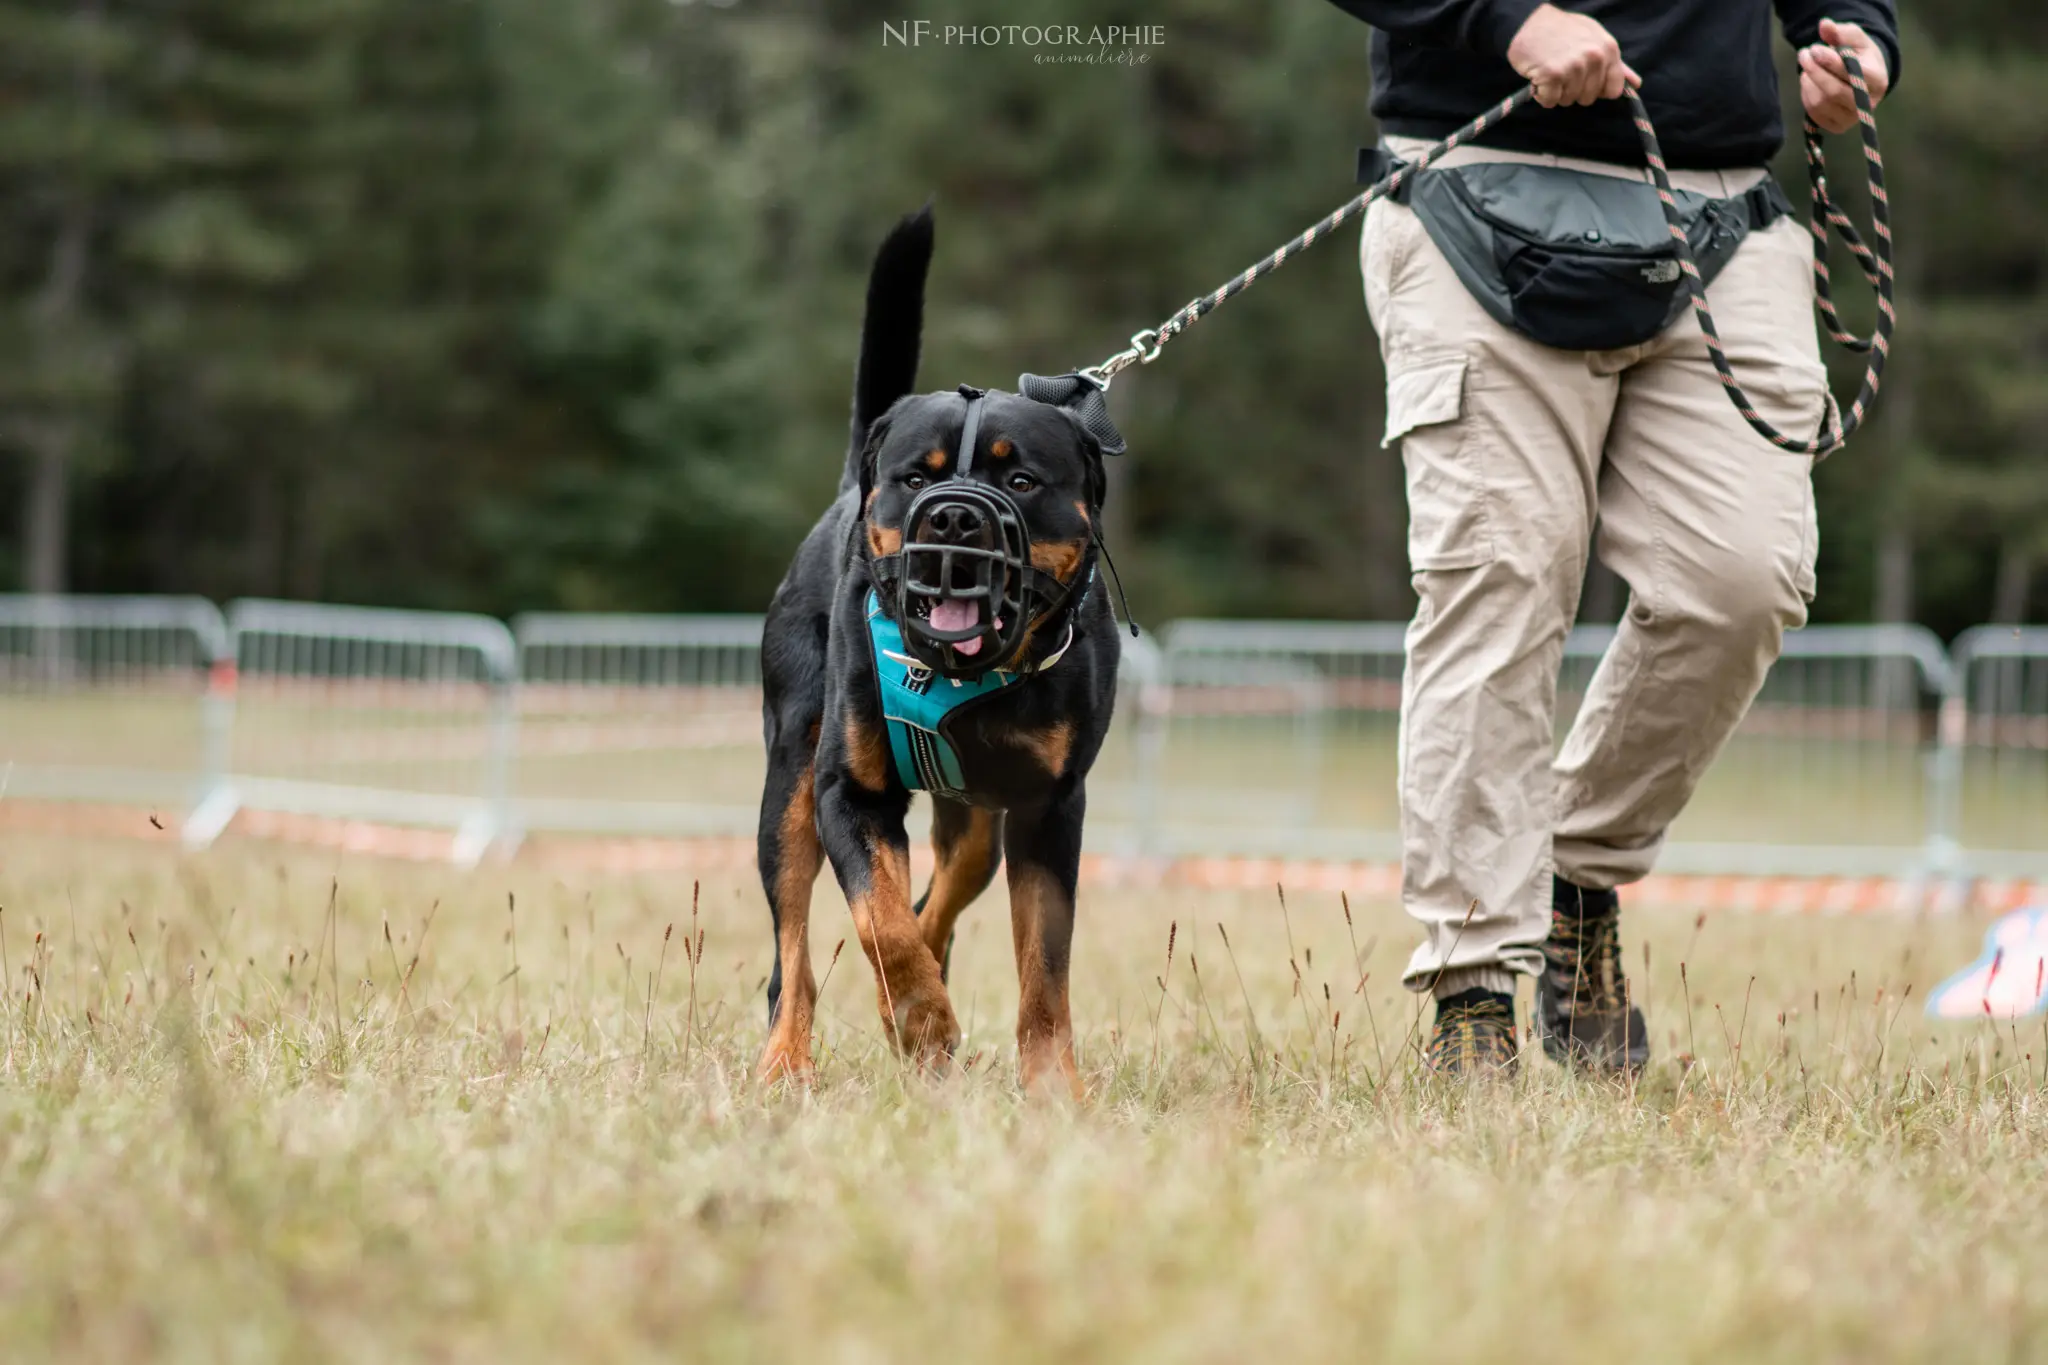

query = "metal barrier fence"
[[1140, 621, 1959, 876], [0, 594, 2039, 880], [0, 594, 231, 816], [223, 599, 517, 864], [1951, 626, 2048, 878], [512, 613, 766, 837], [508, 612, 1167, 850]]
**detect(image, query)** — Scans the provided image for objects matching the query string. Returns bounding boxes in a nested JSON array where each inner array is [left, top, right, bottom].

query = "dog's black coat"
[[753, 207, 1120, 1085]]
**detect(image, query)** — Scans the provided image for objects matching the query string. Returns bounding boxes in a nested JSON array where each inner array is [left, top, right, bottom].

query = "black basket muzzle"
[[870, 385, 1085, 679], [892, 481, 1033, 676]]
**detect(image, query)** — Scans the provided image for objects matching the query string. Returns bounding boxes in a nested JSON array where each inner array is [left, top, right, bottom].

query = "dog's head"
[[860, 386, 1106, 677]]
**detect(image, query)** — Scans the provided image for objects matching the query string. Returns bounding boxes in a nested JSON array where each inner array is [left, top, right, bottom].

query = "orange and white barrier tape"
[[1, 800, 2037, 916]]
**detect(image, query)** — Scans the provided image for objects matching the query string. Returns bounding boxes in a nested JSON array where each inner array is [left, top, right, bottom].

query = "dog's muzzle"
[[871, 386, 1084, 679], [877, 481, 1079, 678]]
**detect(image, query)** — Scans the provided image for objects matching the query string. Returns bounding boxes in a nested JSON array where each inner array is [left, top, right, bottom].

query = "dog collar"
[[875, 616, 1074, 677]]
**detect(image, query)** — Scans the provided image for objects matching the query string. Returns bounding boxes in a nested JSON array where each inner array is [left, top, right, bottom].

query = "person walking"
[[1323, 1, 1898, 1073]]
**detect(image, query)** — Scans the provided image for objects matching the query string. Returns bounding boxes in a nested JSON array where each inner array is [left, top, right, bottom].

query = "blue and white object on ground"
[[1926, 904, 2048, 1020]]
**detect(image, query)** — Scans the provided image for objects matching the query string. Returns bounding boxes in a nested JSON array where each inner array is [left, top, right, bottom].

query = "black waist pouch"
[[1359, 150, 1792, 352]]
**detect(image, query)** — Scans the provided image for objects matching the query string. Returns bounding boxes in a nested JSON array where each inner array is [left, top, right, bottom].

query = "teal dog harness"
[[865, 589, 1074, 798]]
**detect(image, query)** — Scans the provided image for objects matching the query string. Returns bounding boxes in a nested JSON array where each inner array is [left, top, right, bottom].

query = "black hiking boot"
[[1425, 987, 1519, 1077], [1538, 877, 1649, 1073]]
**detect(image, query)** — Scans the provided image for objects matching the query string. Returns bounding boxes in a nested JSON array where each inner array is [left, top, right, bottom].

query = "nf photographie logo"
[[882, 21, 1165, 65]]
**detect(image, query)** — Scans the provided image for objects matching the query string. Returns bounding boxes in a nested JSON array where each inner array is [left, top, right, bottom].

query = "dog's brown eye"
[[904, 473, 926, 491], [1007, 473, 1036, 493]]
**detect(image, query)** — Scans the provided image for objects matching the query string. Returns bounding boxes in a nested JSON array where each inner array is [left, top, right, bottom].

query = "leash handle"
[[1084, 51, 1894, 459], [1631, 50, 1892, 457]]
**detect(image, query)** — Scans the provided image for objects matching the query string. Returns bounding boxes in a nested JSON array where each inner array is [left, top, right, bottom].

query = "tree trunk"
[[22, 177, 88, 592], [22, 434, 71, 593], [1871, 523, 1915, 712], [288, 467, 324, 601], [1874, 525, 1913, 623], [1991, 545, 2033, 625], [17, 0, 104, 595], [247, 464, 288, 597]]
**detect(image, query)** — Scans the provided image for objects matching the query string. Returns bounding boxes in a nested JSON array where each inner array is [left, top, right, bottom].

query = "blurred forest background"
[[1, 0, 2042, 636]]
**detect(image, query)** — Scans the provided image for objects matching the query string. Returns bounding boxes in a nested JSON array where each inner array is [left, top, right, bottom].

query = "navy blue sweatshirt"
[[1324, 0, 1901, 168]]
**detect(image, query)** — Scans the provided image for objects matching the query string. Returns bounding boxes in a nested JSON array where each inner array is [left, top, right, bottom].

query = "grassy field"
[[0, 835, 2043, 1361]]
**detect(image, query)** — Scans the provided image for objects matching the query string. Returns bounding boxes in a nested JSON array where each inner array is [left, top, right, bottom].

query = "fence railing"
[[1951, 626, 2048, 879], [0, 595, 230, 816], [222, 599, 518, 864], [506, 613, 1168, 849], [1, 594, 2040, 882], [512, 613, 766, 838], [1143, 620, 1957, 876]]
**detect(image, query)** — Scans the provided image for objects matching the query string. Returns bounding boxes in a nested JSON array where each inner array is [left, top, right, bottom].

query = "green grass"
[[0, 836, 2044, 1361]]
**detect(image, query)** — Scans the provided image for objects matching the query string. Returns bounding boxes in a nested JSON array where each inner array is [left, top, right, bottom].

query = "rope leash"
[[1083, 51, 1892, 459], [1632, 52, 1890, 454], [1082, 85, 1538, 385]]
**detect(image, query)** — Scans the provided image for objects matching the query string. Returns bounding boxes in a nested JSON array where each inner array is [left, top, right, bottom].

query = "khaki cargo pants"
[[1364, 137, 1828, 998]]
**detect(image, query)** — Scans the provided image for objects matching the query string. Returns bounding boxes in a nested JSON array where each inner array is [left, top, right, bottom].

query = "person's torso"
[[1371, 0, 1784, 170]]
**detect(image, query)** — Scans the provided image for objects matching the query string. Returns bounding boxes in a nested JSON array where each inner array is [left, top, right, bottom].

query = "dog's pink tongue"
[[930, 599, 981, 654]]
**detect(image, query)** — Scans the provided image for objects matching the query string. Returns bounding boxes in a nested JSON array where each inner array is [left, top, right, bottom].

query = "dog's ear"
[[856, 412, 896, 509], [1055, 408, 1108, 512]]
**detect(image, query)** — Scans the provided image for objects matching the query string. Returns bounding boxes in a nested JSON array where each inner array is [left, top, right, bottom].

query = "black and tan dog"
[[754, 208, 1119, 1095]]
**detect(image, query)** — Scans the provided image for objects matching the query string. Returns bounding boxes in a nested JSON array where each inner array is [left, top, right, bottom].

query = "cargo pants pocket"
[[1386, 352, 1495, 571]]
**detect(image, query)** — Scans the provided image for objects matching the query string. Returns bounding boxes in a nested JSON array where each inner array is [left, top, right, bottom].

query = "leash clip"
[[1083, 328, 1164, 388]]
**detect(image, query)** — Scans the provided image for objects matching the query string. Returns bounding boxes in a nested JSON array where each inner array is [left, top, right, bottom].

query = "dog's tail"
[[844, 204, 934, 489]]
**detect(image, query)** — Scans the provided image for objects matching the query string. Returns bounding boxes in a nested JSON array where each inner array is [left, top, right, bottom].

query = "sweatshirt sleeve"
[[1319, 0, 1543, 56], [1775, 0, 1902, 91]]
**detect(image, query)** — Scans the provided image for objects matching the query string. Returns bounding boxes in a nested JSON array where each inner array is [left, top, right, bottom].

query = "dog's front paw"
[[1019, 1031, 1083, 1102], [886, 982, 962, 1066], [756, 1039, 816, 1086]]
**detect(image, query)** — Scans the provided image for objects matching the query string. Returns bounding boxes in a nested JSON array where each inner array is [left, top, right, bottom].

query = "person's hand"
[[1798, 18, 1890, 133], [1507, 4, 1641, 108]]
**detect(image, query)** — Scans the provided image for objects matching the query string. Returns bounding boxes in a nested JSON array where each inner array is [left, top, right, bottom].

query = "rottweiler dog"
[[754, 207, 1119, 1096]]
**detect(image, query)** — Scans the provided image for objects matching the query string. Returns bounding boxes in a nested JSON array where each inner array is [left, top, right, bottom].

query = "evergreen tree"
[[477, 2, 843, 611], [0, 0, 141, 590], [0, 0, 2040, 631], [1895, 22, 2048, 627]]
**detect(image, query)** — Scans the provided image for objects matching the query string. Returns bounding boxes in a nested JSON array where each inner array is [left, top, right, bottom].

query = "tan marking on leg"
[[1029, 539, 1084, 582], [1009, 862, 1081, 1100], [843, 715, 890, 792], [757, 766, 822, 1083], [849, 842, 958, 1064], [918, 806, 999, 963]]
